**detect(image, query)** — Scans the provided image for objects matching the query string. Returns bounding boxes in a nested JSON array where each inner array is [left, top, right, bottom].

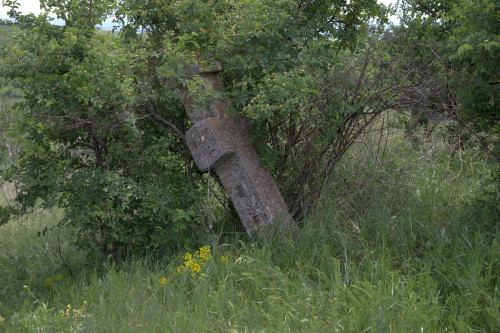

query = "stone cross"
[[180, 62, 294, 236]]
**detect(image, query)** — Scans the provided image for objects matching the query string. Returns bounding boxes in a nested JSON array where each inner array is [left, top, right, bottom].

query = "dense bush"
[[0, 0, 498, 260], [0, 0, 389, 258]]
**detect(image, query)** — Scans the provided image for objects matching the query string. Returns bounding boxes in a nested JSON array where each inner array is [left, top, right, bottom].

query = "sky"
[[0, 0, 117, 28], [0, 0, 41, 16]]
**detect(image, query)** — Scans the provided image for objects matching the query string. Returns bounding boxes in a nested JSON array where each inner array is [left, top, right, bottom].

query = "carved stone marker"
[[180, 63, 294, 236]]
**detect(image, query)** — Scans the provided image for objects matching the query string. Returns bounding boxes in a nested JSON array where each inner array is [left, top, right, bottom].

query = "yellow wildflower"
[[177, 246, 214, 279], [72, 301, 87, 325], [44, 277, 54, 287], [65, 304, 71, 318], [0, 316, 5, 325], [159, 277, 168, 286], [221, 256, 228, 264]]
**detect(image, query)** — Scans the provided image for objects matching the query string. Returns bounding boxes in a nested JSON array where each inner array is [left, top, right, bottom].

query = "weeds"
[[0, 117, 498, 332]]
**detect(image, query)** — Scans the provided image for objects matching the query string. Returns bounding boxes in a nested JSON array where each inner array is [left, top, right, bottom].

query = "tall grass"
[[0, 116, 498, 332]]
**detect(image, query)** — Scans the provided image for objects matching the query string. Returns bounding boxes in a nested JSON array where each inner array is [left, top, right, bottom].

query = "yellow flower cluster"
[[44, 273, 63, 287], [61, 301, 87, 325], [158, 246, 229, 284], [0, 315, 5, 325], [178, 245, 212, 279], [64, 304, 71, 318]]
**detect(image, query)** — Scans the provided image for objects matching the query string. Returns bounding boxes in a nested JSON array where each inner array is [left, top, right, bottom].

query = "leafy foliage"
[[0, 0, 391, 257], [399, 0, 499, 144], [1, 0, 497, 258], [0, 1, 207, 259], [445, 0, 499, 128]]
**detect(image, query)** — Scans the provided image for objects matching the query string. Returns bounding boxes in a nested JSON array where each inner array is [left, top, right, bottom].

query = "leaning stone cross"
[[180, 62, 294, 236]]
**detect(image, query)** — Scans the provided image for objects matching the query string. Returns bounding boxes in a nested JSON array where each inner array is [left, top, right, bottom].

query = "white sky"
[[1, 0, 41, 16], [2, 0, 396, 17]]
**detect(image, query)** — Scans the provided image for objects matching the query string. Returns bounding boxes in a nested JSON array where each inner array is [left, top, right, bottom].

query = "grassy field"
[[0, 116, 498, 332]]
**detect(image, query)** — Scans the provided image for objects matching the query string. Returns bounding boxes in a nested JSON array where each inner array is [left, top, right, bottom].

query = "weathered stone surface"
[[181, 63, 294, 236], [186, 119, 235, 172]]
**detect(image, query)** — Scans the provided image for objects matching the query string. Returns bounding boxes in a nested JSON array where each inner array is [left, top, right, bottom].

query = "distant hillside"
[[0, 25, 13, 46], [0, 25, 22, 105], [0, 17, 117, 30]]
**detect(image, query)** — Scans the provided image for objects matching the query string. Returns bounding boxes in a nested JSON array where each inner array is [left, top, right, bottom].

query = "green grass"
[[0, 182, 14, 207], [0, 118, 498, 332]]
